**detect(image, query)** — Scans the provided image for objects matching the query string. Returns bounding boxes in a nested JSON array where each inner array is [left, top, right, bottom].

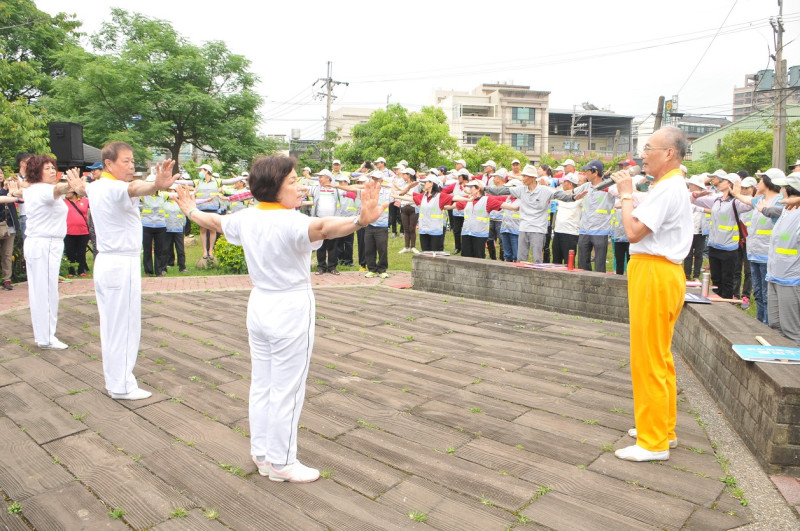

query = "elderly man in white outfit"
[[75, 142, 178, 401], [175, 155, 386, 484]]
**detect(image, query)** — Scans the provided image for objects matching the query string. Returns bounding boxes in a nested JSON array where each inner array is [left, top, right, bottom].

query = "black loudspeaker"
[[49, 122, 84, 166]]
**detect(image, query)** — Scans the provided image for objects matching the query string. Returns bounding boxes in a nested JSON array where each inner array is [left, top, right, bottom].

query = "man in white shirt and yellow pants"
[[611, 126, 693, 462]]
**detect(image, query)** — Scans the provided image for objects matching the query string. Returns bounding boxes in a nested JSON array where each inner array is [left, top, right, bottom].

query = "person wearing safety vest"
[[757, 170, 800, 345], [394, 173, 458, 252], [442, 169, 471, 255], [574, 160, 616, 272], [551, 173, 583, 265], [308, 169, 342, 275], [690, 172, 752, 300], [140, 174, 168, 276], [498, 179, 523, 261], [685, 175, 709, 282], [451, 180, 508, 259], [730, 169, 784, 324], [163, 186, 189, 274], [486, 169, 508, 260], [333, 173, 358, 267], [192, 165, 246, 259]]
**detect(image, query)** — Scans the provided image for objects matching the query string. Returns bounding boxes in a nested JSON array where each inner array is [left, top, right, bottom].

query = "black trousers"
[[708, 246, 738, 299], [336, 233, 355, 266], [614, 241, 630, 275], [578, 234, 608, 272], [356, 227, 366, 267], [451, 215, 464, 252], [142, 226, 168, 275], [733, 245, 751, 298], [419, 233, 444, 252], [316, 239, 339, 272], [683, 233, 705, 280], [543, 214, 553, 263], [165, 231, 185, 270], [364, 225, 388, 273], [64, 234, 90, 275], [461, 235, 487, 259], [388, 204, 402, 235], [487, 220, 501, 260], [552, 232, 579, 265]]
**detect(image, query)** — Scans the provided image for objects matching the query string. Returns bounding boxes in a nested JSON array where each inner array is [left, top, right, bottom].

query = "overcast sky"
[[37, 0, 799, 140]]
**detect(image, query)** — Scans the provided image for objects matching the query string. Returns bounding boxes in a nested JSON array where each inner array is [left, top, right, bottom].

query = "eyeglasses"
[[642, 145, 671, 153]]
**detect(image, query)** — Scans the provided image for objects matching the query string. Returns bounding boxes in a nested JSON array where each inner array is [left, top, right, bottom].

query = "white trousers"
[[24, 237, 62, 345], [247, 287, 315, 465], [94, 253, 142, 394]]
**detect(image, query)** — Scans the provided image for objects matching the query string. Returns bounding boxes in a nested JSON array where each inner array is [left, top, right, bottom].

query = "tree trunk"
[[170, 143, 182, 174]]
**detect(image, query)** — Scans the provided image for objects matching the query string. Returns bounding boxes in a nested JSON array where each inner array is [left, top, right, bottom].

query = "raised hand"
[[65, 168, 86, 196], [154, 159, 178, 191], [175, 185, 197, 215], [357, 180, 389, 226]]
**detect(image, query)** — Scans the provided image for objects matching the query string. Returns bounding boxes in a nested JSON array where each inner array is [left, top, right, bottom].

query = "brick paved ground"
[[0, 276, 796, 529]]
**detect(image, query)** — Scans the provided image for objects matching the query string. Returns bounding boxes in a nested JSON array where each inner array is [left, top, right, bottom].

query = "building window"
[[512, 133, 535, 151], [512, 107, 535, 125], [460, 106, 492, 117], [464, 132, 498, 145]]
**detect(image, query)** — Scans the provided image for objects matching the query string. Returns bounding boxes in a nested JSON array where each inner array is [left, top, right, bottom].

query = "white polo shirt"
[[23, 183, 67, 239], [221, 208, 322, 292], [86, 177, 142, 254], [630, 169, 693, 264]]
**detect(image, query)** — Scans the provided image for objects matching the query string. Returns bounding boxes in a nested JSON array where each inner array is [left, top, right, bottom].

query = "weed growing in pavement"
[[109, 507, 124, 519], [170, 508, 188, 518], [407, 510, 427, 522], [205, 509, 219, 519]]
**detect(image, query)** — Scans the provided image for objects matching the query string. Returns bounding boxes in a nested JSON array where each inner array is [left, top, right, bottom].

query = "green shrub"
[[11, 233, 26, 282], [214, 235, 247, 274]]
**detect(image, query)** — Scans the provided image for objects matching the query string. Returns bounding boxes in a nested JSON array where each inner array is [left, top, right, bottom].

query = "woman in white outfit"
[[175, 155, 385, 484], [19, 156, 84, 349]]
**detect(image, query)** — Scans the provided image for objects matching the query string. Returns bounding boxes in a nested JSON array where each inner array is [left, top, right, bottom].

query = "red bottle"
[[568, 250, 575, 271]]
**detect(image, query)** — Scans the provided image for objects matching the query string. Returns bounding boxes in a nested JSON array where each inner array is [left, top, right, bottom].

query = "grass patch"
[[109, 507, 124, 519], [407, 510, 427, 522], [170, 508, 188, 518]]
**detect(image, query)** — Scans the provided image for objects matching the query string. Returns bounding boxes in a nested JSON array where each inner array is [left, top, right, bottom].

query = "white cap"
[[242, 171, 249, 177], [374, 157, 386, 164], [401, 167, 416, 176], [198, 164, 213, 173], [740, 177, 758, 188], [332, 159, 341, 165], [465, 180, 483, 188], [555, 165, 564, 172], [564, 172, 580, 185], [315, 169, 333, 179], [687, 175, 706, 189], [491, 168, 508, 179], [302, 166, 312, 172], [481, 160, 496, 169], [506, 178, 523, 187], [212, 172, 220, 178], [511, 159, 521, 165], [457, 168, 471, 177], [454, 159, 467, 166], [398, 159, 408, 167], [772, 171, 800, 189], [712, 169, 727, 178], [756, 168, 786, 182], [369, 170, 384, 179], [428, 168, 440, 176], [679, 164, 688, 174], [719, 172, 740, 185], [356, 175, 370, 183], [561, 159, 576, 167], [334, 174, 349, 182], [521, 164, 538, 177]]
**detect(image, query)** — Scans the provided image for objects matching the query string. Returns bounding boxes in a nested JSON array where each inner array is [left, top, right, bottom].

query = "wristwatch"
[[620, 194, 633, 202], [352, 217, 368, 228]]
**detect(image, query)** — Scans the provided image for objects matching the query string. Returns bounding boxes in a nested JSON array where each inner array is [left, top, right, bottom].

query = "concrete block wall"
[[412, 255, 800, 475]]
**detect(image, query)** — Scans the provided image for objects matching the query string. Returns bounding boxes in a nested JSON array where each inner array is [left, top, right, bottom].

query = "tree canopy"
[[45, 9, 269, 172], [460, 137, 529, 172], [335, 104, 458, 170]]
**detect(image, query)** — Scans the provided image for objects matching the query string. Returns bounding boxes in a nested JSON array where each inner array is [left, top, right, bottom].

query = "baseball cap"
[[242, 171, 249, 177], [561, 159, 576, 167], [369, 170, 384, 179], [315, 169, 333, 179], [771, 171, 800, 189], [198, 164, 213, 173], [374, 157, 386, 164], [457, 168, 471, 177], [302, 166, 312, 172], [511, 159, 521, 165], [454, 159, 466, 166], [521, 164, 538, 177], [582, 160, 604, 173], [491, 168, 508, 179], [564, 172, 580, 185], [87, 162, 103, 170], [719, 172, 740, 185], [401, 167, 416, 176], [740, 177, 758, 188], [506, 178, 523, 187], [619, 158, 636, 167], [712, 169, 727, 179], [334, 174, 349, 182], [332, 159, 341, 165], [790, 159, 800, 169], [756, 168, 786, 182], [687, 175, 706, 189], [481, 160, 496, 169]]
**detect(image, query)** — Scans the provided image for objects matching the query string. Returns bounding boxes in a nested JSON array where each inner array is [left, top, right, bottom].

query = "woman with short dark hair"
[[175, 155, 386, 483]]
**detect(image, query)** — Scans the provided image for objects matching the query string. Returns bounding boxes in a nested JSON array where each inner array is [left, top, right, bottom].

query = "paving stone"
[[514, 408, 622, 446], [2, 355, 88, 399], [0, 365, 21, 387], [378, 475, 516, 530], [0, 417, 76, 501], [21, 481, 129, 530], [55, 389, 173, 457], [682, 505, 752, 530], [149, 508, 230, 530], [140, 444, 324, 530], [44, 431, 192, 530], [0, 382, 86, 444], [521, 490, 661, 530]]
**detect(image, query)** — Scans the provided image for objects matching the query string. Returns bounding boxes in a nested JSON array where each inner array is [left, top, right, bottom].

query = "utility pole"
[[653, 96, 665, 131], [771, 1, 786, 168], [612, 129, 621, 159], [314, 61, 348, 140]]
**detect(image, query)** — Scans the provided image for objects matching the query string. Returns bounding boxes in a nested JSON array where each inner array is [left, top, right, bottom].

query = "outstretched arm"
[[308, 180, 387, 241], [128, 159, 179, 198], [175, 185, 224, 234]]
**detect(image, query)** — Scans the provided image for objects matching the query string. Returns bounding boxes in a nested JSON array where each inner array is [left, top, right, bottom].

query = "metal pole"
[[772, 1, 786, 168]]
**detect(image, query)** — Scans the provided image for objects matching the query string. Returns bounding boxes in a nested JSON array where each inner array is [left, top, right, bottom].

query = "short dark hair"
[[785, 185, 800, 197], [15, 152, 32, 168], [428, 182, 442, 195], [25, 154, 57, 184], [101, 142, 134, 168], [249, 155, 296, 202]]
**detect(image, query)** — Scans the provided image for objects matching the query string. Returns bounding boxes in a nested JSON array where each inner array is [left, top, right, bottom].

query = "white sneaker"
[[110, 388, 152, 400], [253, 457, 270, 477], [615, 444, 669, 462], [628, 428, 677, 449], [411, 247, 420, 254], [38, 339, 68, 350], [269, 461, 320, 483], [398, 248, 409, 254]]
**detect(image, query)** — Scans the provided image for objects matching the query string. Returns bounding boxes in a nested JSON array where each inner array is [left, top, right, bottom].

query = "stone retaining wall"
[[412, 254, 800, 475]]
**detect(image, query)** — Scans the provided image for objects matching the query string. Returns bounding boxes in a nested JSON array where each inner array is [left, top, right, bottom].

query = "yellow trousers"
[[627, 254, 685, 452]]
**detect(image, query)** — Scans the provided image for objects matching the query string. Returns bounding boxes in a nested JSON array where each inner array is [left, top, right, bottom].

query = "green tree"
[[714, 128, 773, 175], [335, 104, 458, 170], [460, 137, 528, 173], [45, 9, 267, 172]]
